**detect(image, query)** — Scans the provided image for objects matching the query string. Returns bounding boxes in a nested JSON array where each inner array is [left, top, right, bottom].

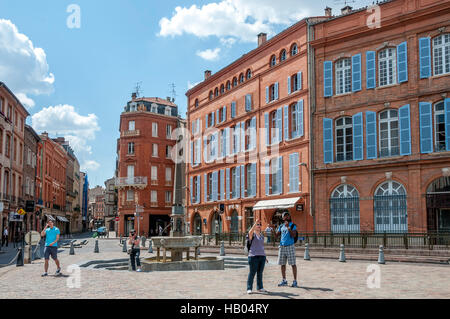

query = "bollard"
[[339, 244, 346, 262], [122, 240, 127, 253], [198, 246, 201, 255], [34, 243, 41, 260], [128, 257, 133, 271], [120, 235, 123, 245], [304, 243, 311, 261], [148, 239, 153, 254], [94, 240, 99, 253], [378, 245, 386, 264], [70, 242, 75, 255], [141, 236, 146, 248], [220, 241, 225, 256], [16, 248, 24, 267]]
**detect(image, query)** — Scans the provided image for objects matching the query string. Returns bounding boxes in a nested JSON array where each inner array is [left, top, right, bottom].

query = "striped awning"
[[253, 197, 301, 211], [46, 214, 56, 221], [57, 216, 69, 222]]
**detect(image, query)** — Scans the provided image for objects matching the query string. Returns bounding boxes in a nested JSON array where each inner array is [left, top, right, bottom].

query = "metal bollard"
[[120, 235, 123, 245], [148, 239, 153, 254], [378, 245, 386, 264], [70, 242, 75, 255], [304, 243, 311, 261], [339, 244, 346, 262], [34, 243, 41, 260], [16, 248, 24, 267], [220, 241, 225, 256], [122, 240, 127, 253], [94, 240, 99, 253]]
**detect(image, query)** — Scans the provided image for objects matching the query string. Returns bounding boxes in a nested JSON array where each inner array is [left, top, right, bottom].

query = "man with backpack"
[[275, 212, 298, 288]]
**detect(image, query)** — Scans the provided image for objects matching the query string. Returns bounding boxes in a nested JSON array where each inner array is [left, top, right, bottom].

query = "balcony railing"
[[115, 176, 148, 188], [121, 130, 140, 138]]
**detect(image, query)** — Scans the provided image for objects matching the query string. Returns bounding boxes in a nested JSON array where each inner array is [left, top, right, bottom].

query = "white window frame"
[[128, 142, 135, 155], [165, 167, 172, 182], [166, 125, 173, 139], [435, 101, 446, 152], [335, 117, 353, 162], [378, 48, 397, 87], [152, 144, 158, 157], [151, 166, 158, 181], [126, 190, 134, 201], [336, 58, 352, 95], [152, 123, 158, 137], [128, 121, 135, 131], [379, 110, 400, 158], [151, 191, 157, 203], [433, 34, 450, 76]]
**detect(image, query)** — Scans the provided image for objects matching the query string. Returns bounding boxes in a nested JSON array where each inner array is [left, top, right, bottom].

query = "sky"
[[0, 0, 375, 187]]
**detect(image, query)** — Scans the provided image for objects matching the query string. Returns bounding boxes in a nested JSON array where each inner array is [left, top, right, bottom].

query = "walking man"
[[41, 220, 61, 277], [2, 226, 8, 247], [275, 212, 298, 287]]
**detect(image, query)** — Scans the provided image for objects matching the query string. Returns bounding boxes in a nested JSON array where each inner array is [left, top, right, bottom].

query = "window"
[[231, 167, 236, 198], [152, 144, 158, 157], [13, 137, 16, 161], [207, 173, 213, 201], [231, 125, 237, 154], [166, 145, 172, 158], [151, 104, 158, 113], [151, 191, 157, 203], [379, 110, 399, 157], [330, 184, 360, 233], [244, 120, 251, 151], [214, 88, 219, 97], [166, 125, 173, 139], [226, 81, 231, 91], [270, 55, 276, 67], [151, 166, 158, 181], [0, 98, 3, 114], [270, 111, 278, 144], [126, 190, 134, 201], [195, 99, 199, 108], [246, 69, 252, 80], [289, 73, 301, 93], [289, 103, 298, 139], [128, 121, 135, 131], [165, 107, 171, 116], [336, 58, 352, 95], [165, 167, 172, 182], [433, 34, 450, 76], [239, 73, 245, 83], [269, 84, 276, 102], [336, 117, 353, 162], [378, 48, 397, 86], [435, 101, 446, 152], [193, 176, 199, 202], [280, 49, 286, 62], [165, 191, 172, 203], [291, 43, 298, 56], [127, 142, 135, 155], [233, 77, 238, 87], [374, 181, 407, 233], [152, 123, 158, 137], [269, 158, 279, 195], [209, 91, 214, 100], [220, 84, 225, 94]]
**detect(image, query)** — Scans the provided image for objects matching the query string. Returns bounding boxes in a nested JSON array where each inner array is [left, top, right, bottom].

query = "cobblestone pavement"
[[1, 236, 449, 299]]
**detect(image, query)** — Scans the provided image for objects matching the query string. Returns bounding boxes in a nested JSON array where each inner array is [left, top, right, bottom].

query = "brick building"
[[116, 94, 180, 237], [104, 177, 117, 232], [311, 0, 450, 233], [23, 125, 40, 232]]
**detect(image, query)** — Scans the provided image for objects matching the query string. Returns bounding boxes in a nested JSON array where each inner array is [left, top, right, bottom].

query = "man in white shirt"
[[2, 227, 8, 247], [265, 225, 273, 243]]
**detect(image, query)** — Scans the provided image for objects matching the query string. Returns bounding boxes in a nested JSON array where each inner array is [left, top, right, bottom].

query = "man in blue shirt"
[[275, 212, 298, 287], [41, 220, 61, 277]]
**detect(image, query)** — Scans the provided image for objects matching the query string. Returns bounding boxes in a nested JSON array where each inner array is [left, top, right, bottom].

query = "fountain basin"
[[151, 236, 202, 249], [141, 256, 224, 272]]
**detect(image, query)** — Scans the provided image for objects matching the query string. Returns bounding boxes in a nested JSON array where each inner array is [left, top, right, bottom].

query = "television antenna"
[[334, 0, 356, 6], [169, 83, 177, 102], [132, 82, 143, 98]]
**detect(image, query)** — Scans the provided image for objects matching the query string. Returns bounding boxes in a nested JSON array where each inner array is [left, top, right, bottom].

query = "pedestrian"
[[158, 225, 163, 236], [128, 229, 142, 272], [265, 225, 273, 243], [2, 227, 8, 247], [246, 219, 267, 294], [41, 220, 61, 277], [275, 212, 298, 287]]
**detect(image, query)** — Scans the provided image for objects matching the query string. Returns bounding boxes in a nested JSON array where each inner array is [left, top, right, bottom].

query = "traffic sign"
[[115, 217, 119, 222], [17, 208, 26, 216]]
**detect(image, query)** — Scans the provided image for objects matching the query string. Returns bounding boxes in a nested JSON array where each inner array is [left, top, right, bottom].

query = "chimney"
[[325, 7, 332, 17], [131, 92, 137, 100], [167, 97, 171, 102], [341, 5, 352, 15], [258, 33, 267, 47], [204, 70, 212, 80]]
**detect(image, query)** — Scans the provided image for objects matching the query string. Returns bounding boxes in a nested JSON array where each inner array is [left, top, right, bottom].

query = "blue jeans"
[[130, 248, 141, 270], [247, 256, 266, 291]]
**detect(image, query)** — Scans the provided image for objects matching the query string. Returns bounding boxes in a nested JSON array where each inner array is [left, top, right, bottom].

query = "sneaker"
[[278, 279, 288, 287], [136, 269, 142, 272], [247, 290, 252, 294], [41, 272, 48, 277], [55, 268, 61, 275], [291, 280, 299, 288], [258, 288, 267, 293]]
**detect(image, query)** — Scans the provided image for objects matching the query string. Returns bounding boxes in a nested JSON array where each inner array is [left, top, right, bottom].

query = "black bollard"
[[70, 242, 75, 255], [16, 248, 24, 267], [94, 240, 99, 253]]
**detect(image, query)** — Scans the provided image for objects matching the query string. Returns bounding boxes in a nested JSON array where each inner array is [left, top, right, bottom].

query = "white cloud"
[[196, 48, 221, 61], [31, 104, 100, 155], [0, 19, 55, 108], [158, 0, 313, 43], [220, 37, 237, 48], [81, 160, 100, 172]]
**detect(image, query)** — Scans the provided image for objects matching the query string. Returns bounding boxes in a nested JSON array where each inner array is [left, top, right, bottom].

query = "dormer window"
[[151, 103, 158, 113], [165, 107, 171, 116]]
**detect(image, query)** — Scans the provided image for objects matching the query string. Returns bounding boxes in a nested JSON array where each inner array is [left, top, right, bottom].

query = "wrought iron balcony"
[[121, 130, 140, 138], [115, 176, 147, 189]]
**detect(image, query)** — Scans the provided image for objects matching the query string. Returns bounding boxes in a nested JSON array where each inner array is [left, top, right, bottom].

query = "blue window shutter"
[[196, 139, 201, 164], [211, 111, 215, 126], [352, 54, 362, 92], [265, 160, 270, 196], [251, 117, 256, 150], [324, 61, 333, 97], [190, 140, 193, 165], [283, 105, 289, 141], [287, 77, 291, 95], [419, 102, 433, 154], [397, 41, 408, 83], [225, 128, 230, 157], [251, 163, 256, 197], [419, 37, 431, 79], [220, 169, 224, 201], [289, 153, 299, 193], [189, 177, 193, 203], [203, 136, 208, 163], [203, 173, 207, 202], [366, 51, 376, 89], [366, 111, 378, 159], [298, 100, 304, 137], [196, 176, 200, 203], [205, 114, 209, 129], [264, 112, 270, 146], [352, 112, 363, 160], [245, 94, 252, 111], [277, 156, 283, 195], [276, 108, 282, 144], [265, 87, 269, 104], [226, 168, 230, 200], [323, 118, 333, 163], [445, 98, 450, 151], [275, 82, 279, 100], [236, 122, 241, 154], [223, 106, 227, 122], [231, 102, 236, 118], [236, 166, 241, 199], [399, 104, 412, 155], [240, 165, 245, 198], [216, 110, 219, 125], [297, 71, 302, 90], [213, 171, 218, 201], [241, 121, 246, 152]]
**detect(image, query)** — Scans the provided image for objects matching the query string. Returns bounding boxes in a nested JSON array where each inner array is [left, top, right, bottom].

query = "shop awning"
[[57, 216, 69, 222], [253, 197, 301, 211], [46, 214, 56, 221]]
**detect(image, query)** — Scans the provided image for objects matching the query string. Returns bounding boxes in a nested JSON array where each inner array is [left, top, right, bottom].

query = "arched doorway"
[[193, 213, 202, 235], [427, 177, 450, 233], [374, 181, 407, 233], [330, 184, 360, 233], [211, 211, 222, 235], [230, 210, 239, 234]]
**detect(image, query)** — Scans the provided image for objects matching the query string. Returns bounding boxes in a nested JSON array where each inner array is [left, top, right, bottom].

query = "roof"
[[0, 82, 30, 116], [132, 97, 177, 107]]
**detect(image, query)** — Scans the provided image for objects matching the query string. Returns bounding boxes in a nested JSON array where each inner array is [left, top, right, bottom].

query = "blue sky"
[[0, 0, 374, 187]]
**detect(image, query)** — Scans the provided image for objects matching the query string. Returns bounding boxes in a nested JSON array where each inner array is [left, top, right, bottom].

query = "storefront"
[[253, 197, 302, 231]]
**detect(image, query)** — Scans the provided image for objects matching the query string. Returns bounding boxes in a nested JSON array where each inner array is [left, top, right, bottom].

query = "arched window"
[[209, 91, 213, 100], [220, 84, 225, 94], [379, 110, 399, 157], [433, 34, 450, 76], [335, 117, 353, 161], [426, 177, 450, 233], [374, 181, 407, 233], [246, 69, 252, 80], [330, 184, 360, 233], [239, 73, 245, 83], [232, 77, 238, 87], [226, 81, 231, 91], [434, 101, 446, 152], [280, 49, 287, 62], [270, 55, 276, 67], [291, 43, 298, 56], [378, 48, 397, 86], [336, 58, 352, 95], [211, 211, 222, 235], [194, 99, 199, 108], [214, 88, 219, 97]]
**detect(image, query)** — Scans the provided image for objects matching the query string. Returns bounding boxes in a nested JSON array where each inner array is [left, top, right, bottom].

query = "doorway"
[[149, 214, 171, 237], [193, 213, 202, 235]]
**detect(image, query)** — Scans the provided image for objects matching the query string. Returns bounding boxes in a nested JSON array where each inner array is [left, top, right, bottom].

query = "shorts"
[[44, 246, 58, 260], [277, 245, 296, 266]]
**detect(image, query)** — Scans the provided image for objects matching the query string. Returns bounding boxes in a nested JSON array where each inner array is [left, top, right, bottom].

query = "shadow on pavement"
[[300, 286, 333, 292]]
